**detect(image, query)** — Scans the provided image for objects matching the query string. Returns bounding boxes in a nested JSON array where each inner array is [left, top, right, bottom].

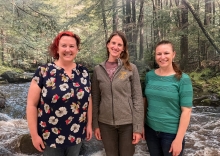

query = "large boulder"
[[1, 71, 19, 83], [19, 134, 41, 155], [19, 134, 104, 156], [1, 71, 32, 83]]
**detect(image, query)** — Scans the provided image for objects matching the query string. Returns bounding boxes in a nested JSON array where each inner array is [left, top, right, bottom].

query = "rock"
[[79, 134, 104, 156], [1, 71, 19, 83], [19, 134, 41, 155], [0, 98, 6, 108], [0, 92, 6, 108], [1, 71, 32, 83], [19, 133, 104, 156], [0, 147, 13, 156]]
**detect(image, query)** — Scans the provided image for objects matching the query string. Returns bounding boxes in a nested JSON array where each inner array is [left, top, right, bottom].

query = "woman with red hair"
[[26, 31, 92, 156]]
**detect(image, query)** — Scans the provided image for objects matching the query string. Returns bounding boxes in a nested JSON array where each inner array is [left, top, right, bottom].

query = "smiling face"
[[155, 43, 176, 69], [107, 35, 124, 61], [57, 36, 78, 62]]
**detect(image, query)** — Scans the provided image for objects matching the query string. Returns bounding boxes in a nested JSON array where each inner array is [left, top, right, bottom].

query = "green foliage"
[[0, 66, 24, 75], [0, 0, 220, 75]]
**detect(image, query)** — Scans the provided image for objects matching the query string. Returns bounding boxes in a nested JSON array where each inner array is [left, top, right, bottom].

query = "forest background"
[[1, 0, 220, 98]]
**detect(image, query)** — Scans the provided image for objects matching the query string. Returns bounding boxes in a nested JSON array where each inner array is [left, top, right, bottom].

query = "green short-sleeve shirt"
[[144, 70, 193, 134]]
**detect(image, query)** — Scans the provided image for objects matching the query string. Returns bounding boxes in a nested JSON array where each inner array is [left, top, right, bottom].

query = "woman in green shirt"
[[144, 40, 193, 156]]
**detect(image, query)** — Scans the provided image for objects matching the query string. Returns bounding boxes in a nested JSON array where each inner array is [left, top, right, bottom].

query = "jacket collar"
[[99, 58, 123, 68]]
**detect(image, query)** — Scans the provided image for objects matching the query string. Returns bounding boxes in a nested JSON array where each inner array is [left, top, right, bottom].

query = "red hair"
[[49, 31, 81, 59]]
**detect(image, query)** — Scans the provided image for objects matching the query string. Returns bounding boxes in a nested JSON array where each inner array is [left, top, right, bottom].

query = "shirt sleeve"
[[179, 74, 193, 107], [91, 67, 101, 130], [32, 65, 47, 89], [83, 67, 91, 96], [130, 64, 144, 133]]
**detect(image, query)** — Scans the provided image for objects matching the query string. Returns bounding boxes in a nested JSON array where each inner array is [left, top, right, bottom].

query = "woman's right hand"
[[31, 135, 45, 152], [94, 128, 102, 140]]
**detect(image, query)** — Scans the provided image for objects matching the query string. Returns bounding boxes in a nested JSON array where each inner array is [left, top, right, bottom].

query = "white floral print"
[[55, 107, 67, 117], [73, 82, 80, 87], [70, 124, 80, 133], [61, 74, 69, 82], [80, 77, 87, 85], [79, 112, 87, 123], [42, 87, 47, 97], [65, 116, 74, 125], [82, 70, 88, 77], [46, 77, 56, 87], [84, 87, 90, 93], [52, 127, 60, 134], [33, 76, 40, 84], [62, 92, 71, 101], [39, 121, 46, 127], [43, 131, 50, 140], [59, 83, 69, 91], [48, 116, 58, 125], [38, 108, 42, 117], [51, 94, 59, 103], [77, 90, 84, 99], [50, 144, 56, 148], [56, 135, 65, 144], [76, 138, 81, 144], [68, 135, 75, 143], [44, 103, 50, 114], [70, 102, 79, 114], [50, 69, 56, 76], [34, 63, 91, 148], [82, 102, 88, 110]]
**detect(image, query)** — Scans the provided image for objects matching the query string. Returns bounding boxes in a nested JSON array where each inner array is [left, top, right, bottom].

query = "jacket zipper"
[[100, 64, 122, 125]]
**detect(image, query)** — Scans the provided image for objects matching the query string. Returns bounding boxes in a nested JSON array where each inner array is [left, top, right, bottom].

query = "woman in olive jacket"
[[92, 31, 144, 156]]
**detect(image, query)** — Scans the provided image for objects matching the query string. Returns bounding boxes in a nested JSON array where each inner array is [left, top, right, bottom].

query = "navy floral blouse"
[[32, 62, 91, 148]]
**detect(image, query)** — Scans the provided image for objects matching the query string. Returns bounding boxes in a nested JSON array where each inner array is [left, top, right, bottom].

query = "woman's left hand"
[[169, 139, 182, 156], [86, 124, 93, 141], [132, 132, 142, 144]]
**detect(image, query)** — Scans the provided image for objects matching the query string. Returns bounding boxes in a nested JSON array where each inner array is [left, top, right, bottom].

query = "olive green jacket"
[[92, 59, 144, 133]]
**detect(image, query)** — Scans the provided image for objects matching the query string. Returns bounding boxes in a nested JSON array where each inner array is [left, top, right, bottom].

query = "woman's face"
[[57, 36, 78, 62], [107, 35, 124, 60], [155, 44, 175, 68]]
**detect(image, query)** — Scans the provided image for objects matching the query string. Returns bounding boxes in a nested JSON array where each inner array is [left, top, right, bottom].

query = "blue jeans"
[[43, 142, 82, 156], [145, 125, 185, 156]]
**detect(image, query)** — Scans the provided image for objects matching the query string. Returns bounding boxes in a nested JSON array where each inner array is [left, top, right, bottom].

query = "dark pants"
[[43, 142, 82, 156], [99, 122, 135, 156], [145, 124, 185, 156]]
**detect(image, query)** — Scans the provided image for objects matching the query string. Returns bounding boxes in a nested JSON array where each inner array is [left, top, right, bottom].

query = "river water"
[[0, 83, 219, 156]]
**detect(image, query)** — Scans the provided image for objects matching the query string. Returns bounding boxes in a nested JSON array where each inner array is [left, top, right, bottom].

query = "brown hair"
[[49, 31, 81, 59], [155, 40, 182, 80], [106, 31, 132, 71]]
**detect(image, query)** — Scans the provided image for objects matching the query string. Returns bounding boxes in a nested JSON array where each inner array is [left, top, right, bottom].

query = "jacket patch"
[[119, 71, 127, 79]]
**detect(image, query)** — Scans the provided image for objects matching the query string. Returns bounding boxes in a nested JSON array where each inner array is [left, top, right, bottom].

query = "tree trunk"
[[183, 0, 220, 54], [112, 0, 118, 32], [139, 0, 144, 60], [0, 29, 4, 65], [124, 0, 134, 60], [131, 0, 137, 60], [180, 1, 189, 71], [101, 0, 108, 41]]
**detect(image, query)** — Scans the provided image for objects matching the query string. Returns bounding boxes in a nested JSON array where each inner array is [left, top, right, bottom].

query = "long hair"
[[49, 31, 81, 59], [155, 40, 182, 80], [106, 31, 132, 71]]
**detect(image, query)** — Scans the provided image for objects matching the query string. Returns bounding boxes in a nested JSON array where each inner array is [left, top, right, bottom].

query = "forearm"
[[175, 108, 192, 141], [87, 97, 92, 126], [143, 97, 147, 123], [26, 105, 39, 138]]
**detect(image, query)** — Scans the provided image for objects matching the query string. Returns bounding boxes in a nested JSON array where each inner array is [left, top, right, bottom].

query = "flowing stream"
[[0, 83, 219, 156]]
